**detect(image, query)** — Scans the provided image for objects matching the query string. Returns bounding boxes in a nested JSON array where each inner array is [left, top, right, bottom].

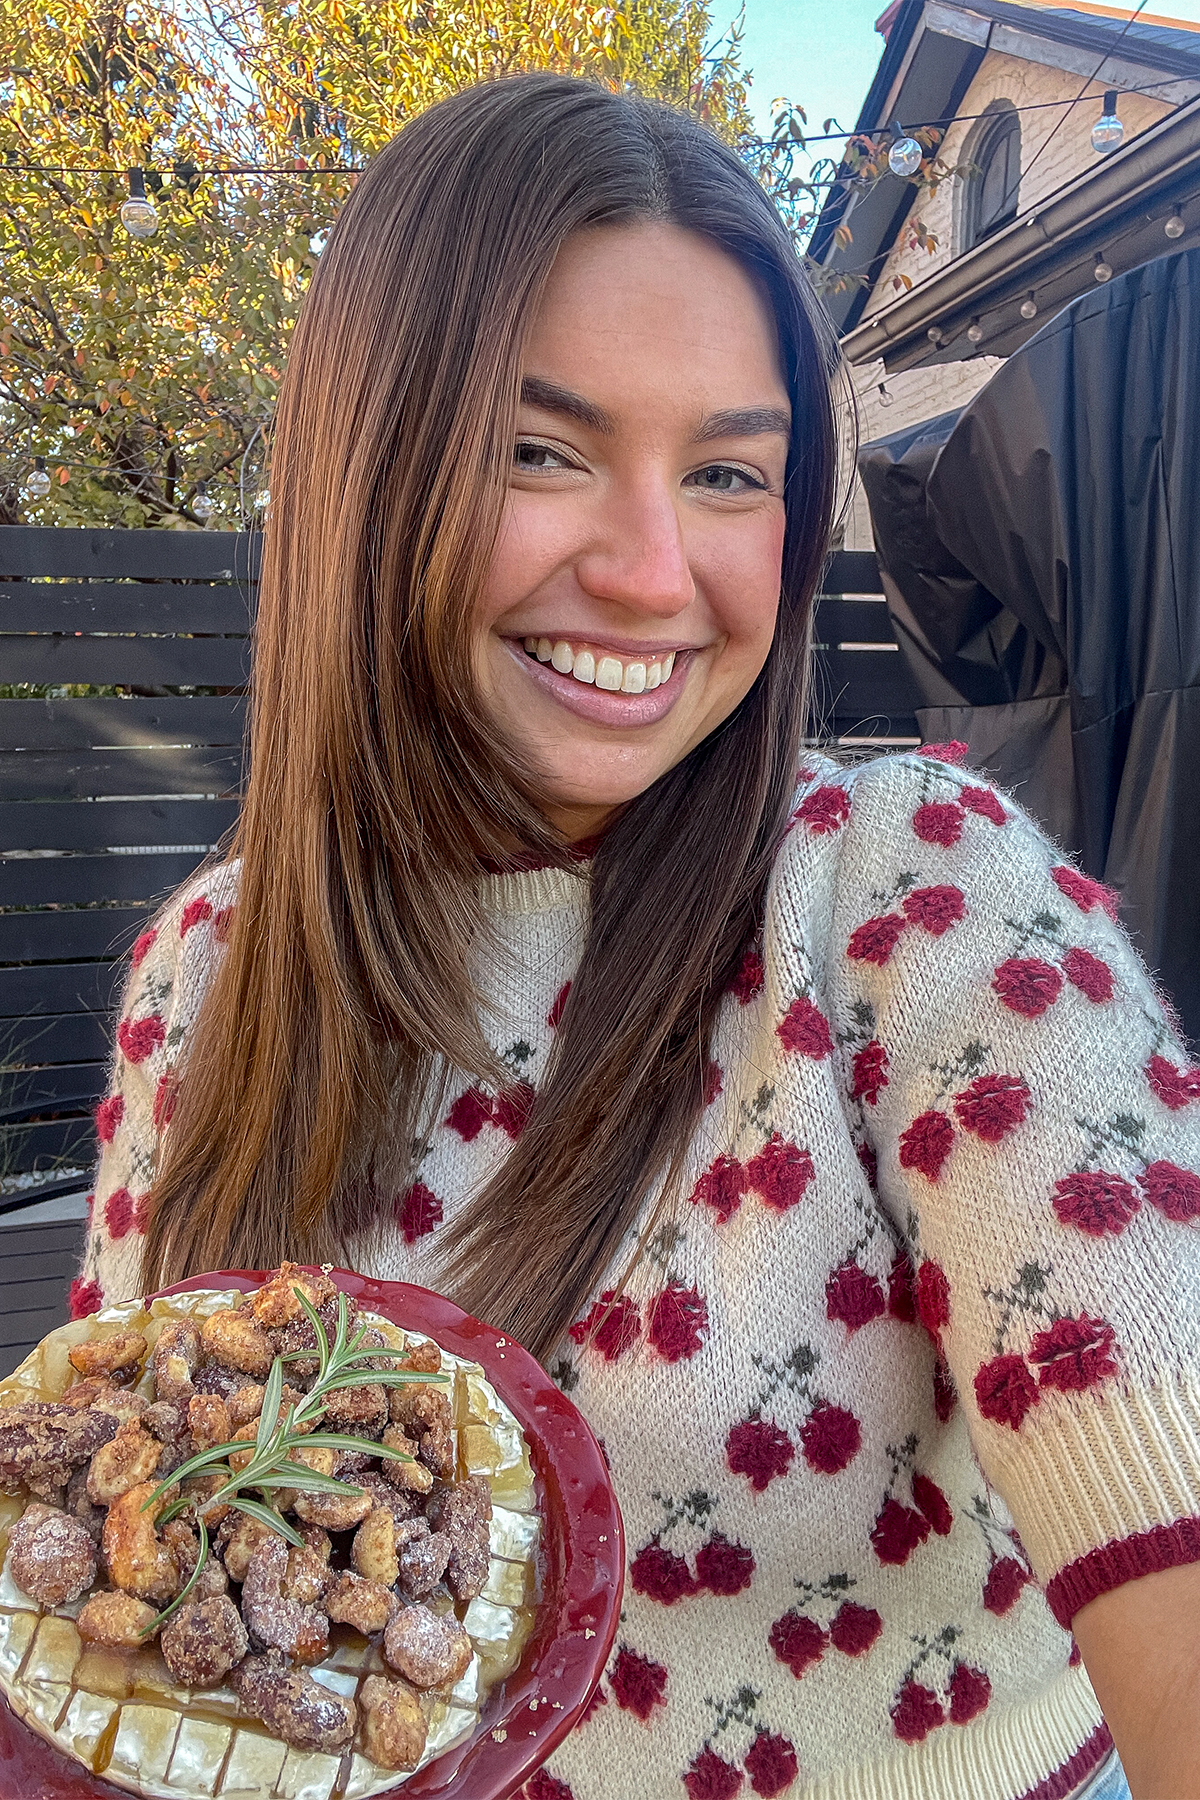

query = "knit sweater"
[[79, 749, 1200, 1800]]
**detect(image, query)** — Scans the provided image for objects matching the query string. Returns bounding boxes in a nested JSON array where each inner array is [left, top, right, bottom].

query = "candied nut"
[[318, 1382, 389, 1431], [102, 1481, 180, 1603], [325, 1571, 399, 1636], [143, 1401, 187, 1444], [282, 1543, 332, 1605], [383, 1602, 472, 1689], [64, 1464, 105, 1545], [389, 1383, 452, 1436], [397, 1339, 442, 1376], [355, 1470, 423, 1522], [87, 1419, 163, 1504], [227, 1384, 265, 1428], [151, 1319, 203, 1403], [177, 1472, 232, 1531], [233, 1649, 356, 1752], [162, 1594, 249, 1687], [418, 1420, 455, 1480], [292, 1482, 375, 1532], [68, 1330, 147, 1382], [249, 1262, 337, 1329], [215, 1511, 275, 1583], [62, 1379, 148, 1423], [352, 1508, 400, 1586], [191, 1363, 244, 1402], [241, 1533, 329, 1663], [398, 1528, 451, 1601], [78, 1590, 159, 1646], [186, 1393, 231, 1451], [226, 1422, 260, 1475], [201, 1308, 275, 1380], [162, 1519, 229, 1599], [427, 1476, 491, 1603], [0, 1402, 117, 1498], [335, 1448, 374, 1477], [360, 1673, 428, 1770], [288, 1443, 336, 1478], [380, 1425, 433, 1494], [8, 1501, 97, 1606]]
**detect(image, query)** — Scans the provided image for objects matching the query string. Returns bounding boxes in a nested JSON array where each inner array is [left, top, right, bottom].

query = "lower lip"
[[504, 641, 693, 726]]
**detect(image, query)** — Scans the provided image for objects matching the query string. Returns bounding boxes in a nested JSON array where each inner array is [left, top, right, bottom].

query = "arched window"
[[957, 101, 1021, 253]]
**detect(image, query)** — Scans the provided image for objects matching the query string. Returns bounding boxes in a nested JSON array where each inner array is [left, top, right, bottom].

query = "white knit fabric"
[[80, 752, 1200, 1800]]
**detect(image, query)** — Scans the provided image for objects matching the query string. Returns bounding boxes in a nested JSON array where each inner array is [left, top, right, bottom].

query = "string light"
[[1165, 206, 1185, 238], [1091, 91, 1124, 154], [1020, 292, 1038, 320], [877, 382, 894, 408], [926, 324, 943, 345], [967, 317, 984, 345], [25, 457, 51, 499], [1094, 252, 1113, 281], [192, 480, 214, 523], [887, 128, 923, 178], [119, 169, 158, 238]]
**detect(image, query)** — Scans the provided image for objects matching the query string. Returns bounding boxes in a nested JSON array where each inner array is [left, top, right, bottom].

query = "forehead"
[[523, 221, 788, 414]]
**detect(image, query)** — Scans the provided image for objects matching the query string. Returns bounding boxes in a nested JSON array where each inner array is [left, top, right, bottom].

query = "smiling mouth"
[[522, 636, 676, 693]]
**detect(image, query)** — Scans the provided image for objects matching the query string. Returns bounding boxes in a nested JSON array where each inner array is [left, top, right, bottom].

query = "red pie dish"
[[0, 1267, 624, 1800]]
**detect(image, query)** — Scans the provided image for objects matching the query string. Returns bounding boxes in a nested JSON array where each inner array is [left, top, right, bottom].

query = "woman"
[[81, 74, 1200, 1800]]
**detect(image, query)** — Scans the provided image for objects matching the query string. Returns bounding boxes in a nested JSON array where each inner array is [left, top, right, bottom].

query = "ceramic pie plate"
[[0, 1268, 623, 1800]]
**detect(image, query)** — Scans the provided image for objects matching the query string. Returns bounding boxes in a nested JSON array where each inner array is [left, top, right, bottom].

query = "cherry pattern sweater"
[[79, 749, 1200, 1800]]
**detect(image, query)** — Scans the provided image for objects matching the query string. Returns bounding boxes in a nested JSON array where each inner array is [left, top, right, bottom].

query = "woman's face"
[[475, 221, 791, 839]]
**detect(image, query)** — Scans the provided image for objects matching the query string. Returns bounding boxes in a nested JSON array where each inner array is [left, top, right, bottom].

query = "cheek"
[[705, 505, 787, 652]]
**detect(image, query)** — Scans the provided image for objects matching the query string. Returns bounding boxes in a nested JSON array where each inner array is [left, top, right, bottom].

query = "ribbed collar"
[[477, 861, 591, 916]]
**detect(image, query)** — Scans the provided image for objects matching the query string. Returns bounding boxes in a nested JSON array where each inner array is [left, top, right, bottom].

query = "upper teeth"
[[524, 639, 676, 691]]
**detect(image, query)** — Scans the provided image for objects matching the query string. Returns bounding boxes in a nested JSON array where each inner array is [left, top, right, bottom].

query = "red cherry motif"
[[744, 1732, 798, 1798], [916, 740, 968, 764], [104, 1187, 136, 1240], [769, 1610, 826, 1678], [974, 1354, 1039, 1429], [933, 1357, 957, 1422], [887, 1251, 916, 1322], [825, 1262, 887, 1331], [445, 1085, 493, 1141], [899, 1110, 955, 1181], [902, 884, 966, 936], [95, 1094, 124, 1144], [569, 1291, 641, 1362], [547, 981, 571, 1029], [690, 1153, 749, 1225], [179, 896, 213, 935], [871, 1497, 932, 1566], [396, 1181, 442, 1244], [850, 1039, 889, 1107], [493, 1081, 534, 1138], [684, 1747, 744, 1800], [703, 1060, 724, 1106], [68, 1277, 103, 1320], [646, 1282, 709, 1363], [117, 1014, 166, 1064], [1062, 947, 1114, 1002], [911, 1473, 953, 1536], [776, 996, 833, 1058], [732, 948, 765, 1005], [130, 928, 157, 968], [891, 1680, 944, 1743], [745, 1134, 815, 1212], [152, 1070, 177, 1131], [793, 784, 851, 834], [983, 1556, 1029, 1615], [915, 1261, 950, 1339], [522, 1771, 574, 1800], [726, 1417, 795, 1491], [1028, 1315, 1117, 1392], [912, 801, 965, 847], [695, 1533, 755, 1596], [829, 1600, 883, 1656], [959, 784, 1007, 825], [847, 913, 907, 966], [1051, 1170, 1139, 1237], [952, 1073, 1031, 1142], [993, 957, 1063, 1018], [213, 905, 234, 943], [948, 1663, 991, 1724], [800, 1402, 861, 1474], [630, 1542, 697, 1604], [608, 1647, 667, 1721], [1141, 1159, 1200, 1222], [1146, 1054, 1200, 1109], [1051, 865, 1120, 921]]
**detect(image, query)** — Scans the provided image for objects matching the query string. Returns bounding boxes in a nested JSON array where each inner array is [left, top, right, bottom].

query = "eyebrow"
[[519, 379, 792, 446]]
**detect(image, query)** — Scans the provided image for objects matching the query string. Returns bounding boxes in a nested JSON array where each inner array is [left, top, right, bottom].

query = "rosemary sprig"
[[137, 1287, 448, 1633]]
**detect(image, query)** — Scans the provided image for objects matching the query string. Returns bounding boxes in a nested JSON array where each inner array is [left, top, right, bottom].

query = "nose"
[[574, 480, 696, 619]]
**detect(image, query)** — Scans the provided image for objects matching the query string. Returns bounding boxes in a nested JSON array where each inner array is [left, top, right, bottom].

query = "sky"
[[735, 0, 1200, 143]]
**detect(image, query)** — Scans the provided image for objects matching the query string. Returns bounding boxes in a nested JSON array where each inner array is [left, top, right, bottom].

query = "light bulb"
[[888, 134, 922, 178], [927, 324, 943, 346], [967, 317, 984, 345], [1165, 207, 1185, 239], [877, 382, 894, 409], [1094, 254, 1113, 282], [193, 480, 214, 523], [26, 456, 51, 500], [120, 168, 158, 239], [1091, 92, 1124, 154], [1020, 292, 1038, 321]]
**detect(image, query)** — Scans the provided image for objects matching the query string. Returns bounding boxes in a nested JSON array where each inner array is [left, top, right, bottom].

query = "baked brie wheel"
[[0, 1268, 540, 1799]]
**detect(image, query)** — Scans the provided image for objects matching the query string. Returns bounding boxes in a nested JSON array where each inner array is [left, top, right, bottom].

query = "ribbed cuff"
[[1046, 1515, 1200, 1626], [1019, 1726, 1113, 1800]]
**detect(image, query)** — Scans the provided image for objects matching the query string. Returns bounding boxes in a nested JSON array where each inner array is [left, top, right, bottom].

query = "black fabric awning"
[[858, 247, 1200, 1047]]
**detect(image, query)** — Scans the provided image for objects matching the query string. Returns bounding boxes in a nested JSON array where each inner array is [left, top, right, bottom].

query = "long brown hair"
[[140, 72, 843, 1362]]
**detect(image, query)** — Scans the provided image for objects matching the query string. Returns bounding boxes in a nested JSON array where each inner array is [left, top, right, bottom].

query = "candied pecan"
[[215, 1511, 275, 1583], [325, 1571, 399, 1636], [201, 1308, 275, 1380], [191, 1363, 245, 1402], [8, 1502, 97, 1605], [360, 1673, 428, 1770], [318, 1382, 389, 1432], [186, 1393, 231, 1452], [102, 1481, 180, 1603], [399, 1529, 451, 1601], [151, 1319, 203, 1403], [248, 1262, 337, 1329], [64, 1463, 105, 1545], [227, 1384, 265, 1427], [380, 1425, 433, 1494], [383, 1602, 472, 1689], [355, 1470, 424, 1521], [68, 1331, 146, 1383], [162, 1595, 249, 1686], [143, 1401, 187, 1443], [177, 1471, 232, 1531], [336, 1448, 375, 1477], [162, 1519, 229, 1598], [388, 1383, 452, 1436], [62, 1379, 147, 1423], [396, 1339, 442, 1376], [0, 1402, 117, 1498], [292, 1483, 374, 1532], [78, 1590, 159, 1646], [232, 1649, 357, 1752], [241, 1533, 329, 1663], [87, 1419, 163, 1504], [418, 1419, 455, 1480], [282, 1543, 333, 1605], [427, 1476, 491, 1603], [153, 1435, 195, 1481]]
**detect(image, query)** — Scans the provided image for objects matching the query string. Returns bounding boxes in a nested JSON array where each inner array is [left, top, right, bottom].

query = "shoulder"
[[120, 858, 242, 1009]]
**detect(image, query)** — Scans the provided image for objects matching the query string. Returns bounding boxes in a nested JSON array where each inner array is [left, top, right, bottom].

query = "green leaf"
[[255, 1468, 366, 1495], [140, 1445, 245, 1512], [297, 1431, 414, 1461], [332, 1290, 350, 1360], [227, 1498, 304, 1545], [256, 1354, 285, 1455], [318, 1369, 448, 1391], [295, 1287, 330, 1378], [142, 1517, 209, 1636]]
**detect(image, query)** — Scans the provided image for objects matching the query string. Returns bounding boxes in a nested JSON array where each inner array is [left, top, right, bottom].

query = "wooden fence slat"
[[824, 550, 883, 594], [0, 1062, 109, 1118], [0, 697, 246, 752], [1, 1010, 111, 1070], [0, 851, 210, 907], [0, 962, 124, 1019], [0, 909, 146, 964], [0, 1222, 91, 1260], [0, 1114, 99, 1168], [0, 583, 254, 635], [0, 797, 239, 852], [0, 635, 249, 688], [811, 596, 896, 645], [0, 746, 243, 802], [812, 645, 924, 720], [0, 526, 262, 582]]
